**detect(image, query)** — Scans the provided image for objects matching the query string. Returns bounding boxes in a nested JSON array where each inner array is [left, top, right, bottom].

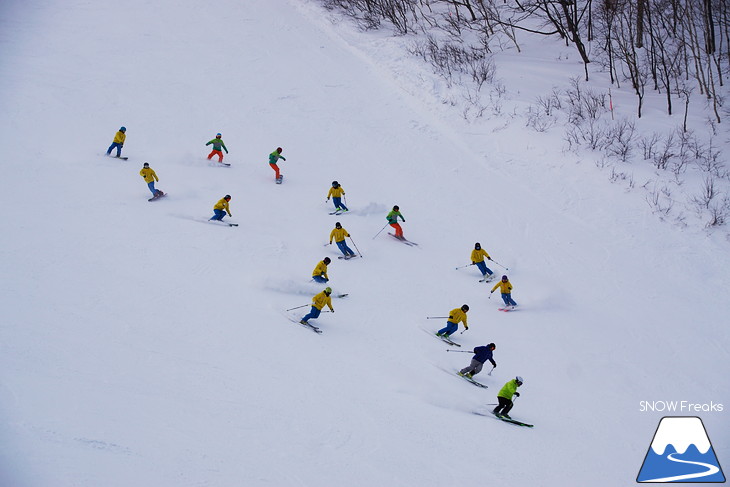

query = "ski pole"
[[349, 237, 363, 257], [372, 223, 389, 239], [286, 304, 310, 312], [490, 259, 509, 270], [426, 316, 449, 319], [445, 350, 473, 353], [455, 263, 475, 270], [488, 366, 495, 376]]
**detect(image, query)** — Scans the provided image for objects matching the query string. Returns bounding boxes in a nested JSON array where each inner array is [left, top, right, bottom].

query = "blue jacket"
[[473, 346, 496, 366]]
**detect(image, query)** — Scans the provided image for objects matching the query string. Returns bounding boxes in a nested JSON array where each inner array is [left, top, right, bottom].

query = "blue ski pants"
[[501, 293, 517, 307], [301, 306, 321, 323], [107, 142, 123, 157], [210, 209, 226, 221], [332, 197, 348, 211], [476, 261, 493, 276], [312, 275, 328, 284], [147, 181, 157, 195], [437, 321, 458, 337], [336, 240, 355, 257]]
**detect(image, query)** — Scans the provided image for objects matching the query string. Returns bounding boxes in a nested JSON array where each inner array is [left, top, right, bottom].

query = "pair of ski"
[[388, 233, 418, 246], [208, 220, 238, 227], [498, 306, 517, 312], [338, 255, 359, 260], [457, 372, 488, 389], [329, 209, 348, 215], [478, 276, 496, 283], [472, 410, 534, 428]]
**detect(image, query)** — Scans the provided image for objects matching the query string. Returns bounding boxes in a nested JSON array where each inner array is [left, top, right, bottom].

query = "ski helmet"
[[475, 242, 481, 250], [335, 222, 342, 228], [461, 304, 470, 312], [488, 343, 496, 349], [502, 275, 508, 281], [277, 147, 283, 153], [393, 205, 399, 211], [515, 376, 523, 384], [332, 181, 339, 187], [120, 126, 126, 132], [224, 194, 231, 200], [323, 257, 331, 264], [143, 162, 149, 167], [324, 287, 332, 294]]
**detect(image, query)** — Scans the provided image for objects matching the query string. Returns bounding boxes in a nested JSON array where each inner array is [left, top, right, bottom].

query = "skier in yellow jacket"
[[300, 287, 334, 325], [471, 242, 495, 280], [491, 275, 517, 308], [329, 222, 356, 258], [312, 257, 331, 283], [139, 163, 162, 198], [210, 195, 232, 222], [436, 305, 469, 338], [327, 181, 348, 213]]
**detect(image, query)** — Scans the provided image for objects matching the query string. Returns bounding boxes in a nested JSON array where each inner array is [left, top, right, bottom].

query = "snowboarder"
[[327, 181, 348, 212], [491, 275, 517, 308], [493, 376, 523, 419], [209, 195, 232, 221], [300, 287, 334, 325], [206, 133, 228, 162], [312, 257, 331, 283], [106, 126, 126, 158], [471, 243, 495, 280], [139, 162, 162, 198], [436, 305, 469, 338], [269, 147, 286, 181], [459, 343, 497, 378], [386, 205, 406, 239], [329, 222, 356, 258]]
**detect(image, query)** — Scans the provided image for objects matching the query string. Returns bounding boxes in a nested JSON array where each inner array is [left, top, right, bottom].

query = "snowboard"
[[276, 175, 283, 184], [148, 191, 166, 202]]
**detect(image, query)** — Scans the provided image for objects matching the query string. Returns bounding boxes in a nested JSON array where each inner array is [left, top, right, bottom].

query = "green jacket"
[[206, 138, 228, 153], [386, 210, 404, 224], [497, 379, 520, 399], [269, 150, 286, 164]]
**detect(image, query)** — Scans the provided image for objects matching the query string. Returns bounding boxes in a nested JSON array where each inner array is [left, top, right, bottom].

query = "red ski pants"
[[269, 163, 280, 179], [208, 150, 224, 162], [390, 223, 403, 238]]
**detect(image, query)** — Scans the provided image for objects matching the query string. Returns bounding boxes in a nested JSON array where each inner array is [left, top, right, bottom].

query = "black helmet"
[[224, 194, 231, 200], [461, 304, 469, 312], [393, 205, 399, 211], [487, 342, 496, 349], [323, 257, 331, 264], [335, 222, 342, 228], [143, 162, 149, 167], [332, 181, 339, 187], [475, 242, 481, 250], [502, 275, 508, 281]]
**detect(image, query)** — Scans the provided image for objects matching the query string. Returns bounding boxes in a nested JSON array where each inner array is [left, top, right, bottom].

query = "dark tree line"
[[321, 0, 729, 121]]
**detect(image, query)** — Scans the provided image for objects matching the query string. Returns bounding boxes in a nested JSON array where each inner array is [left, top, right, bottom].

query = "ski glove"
[[490, 291, 494, 294], [514, 392, 520, 397]]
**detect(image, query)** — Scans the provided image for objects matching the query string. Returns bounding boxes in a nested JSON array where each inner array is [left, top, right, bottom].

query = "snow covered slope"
[[0, 0, 727, 486]]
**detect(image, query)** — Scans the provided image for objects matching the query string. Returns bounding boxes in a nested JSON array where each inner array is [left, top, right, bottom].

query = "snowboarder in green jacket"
[[206, 133, 228, 162]]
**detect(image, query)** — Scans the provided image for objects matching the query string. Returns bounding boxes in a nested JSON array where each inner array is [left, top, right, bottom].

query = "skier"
[[436, 304, 469, 338], [459, 343, 497, 378], [269, 147, 286, 181], [139, 162, 162, 198], [312, 257, 331, 283], [209, 195, 232, 221], [327, 181, 348, 212], [329, 222, 356, 258], [387, 205, 406, 239], [206, 133, 228, 162], [493, 376, 523, 419], [471, 243, 495, 280], [491, 275, 517, 308], [106, 126, 126, 158], [300, 287, 334, 325]]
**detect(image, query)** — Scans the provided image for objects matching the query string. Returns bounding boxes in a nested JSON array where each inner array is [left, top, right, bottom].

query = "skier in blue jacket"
[[458, 343, 496, 378]]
